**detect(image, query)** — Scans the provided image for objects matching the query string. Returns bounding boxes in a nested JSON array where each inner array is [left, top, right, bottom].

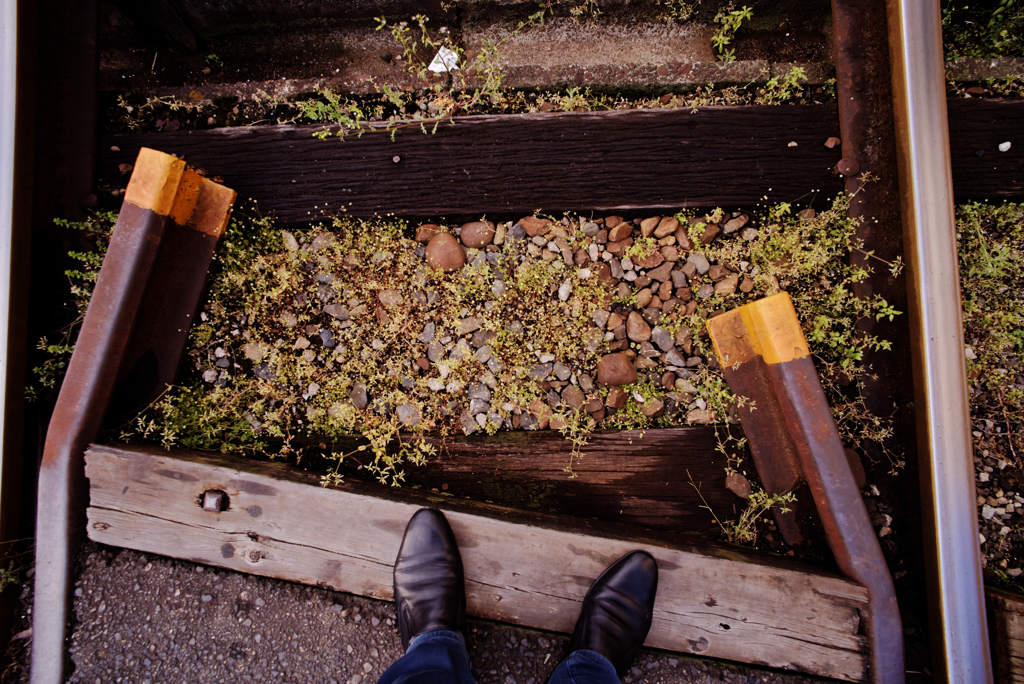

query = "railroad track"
[[6, 0, 1024, 683]]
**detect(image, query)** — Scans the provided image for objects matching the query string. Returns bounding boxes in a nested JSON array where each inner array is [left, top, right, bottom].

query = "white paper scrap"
[[428, 47, 459, 73]]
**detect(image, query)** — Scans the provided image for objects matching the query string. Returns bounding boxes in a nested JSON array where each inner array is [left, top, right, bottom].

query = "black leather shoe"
[[393, 508, 467, 649], [568, 550, 658, 676]]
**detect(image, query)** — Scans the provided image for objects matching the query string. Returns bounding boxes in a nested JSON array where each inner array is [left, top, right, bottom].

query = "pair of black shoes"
[[393, 508, 658, 677]]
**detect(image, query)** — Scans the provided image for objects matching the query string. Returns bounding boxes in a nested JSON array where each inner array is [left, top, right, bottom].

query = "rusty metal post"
[[884, 1, 993, 682], [708, 293, 904, 684], [30, 148, 234, 684]]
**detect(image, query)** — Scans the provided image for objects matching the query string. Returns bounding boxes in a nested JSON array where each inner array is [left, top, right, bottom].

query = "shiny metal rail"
[[885, 1, 993, 682]]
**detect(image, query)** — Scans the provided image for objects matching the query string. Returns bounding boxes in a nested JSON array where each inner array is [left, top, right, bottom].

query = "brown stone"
[[606, 312, 624, 330], [640, 216, 661, 237], [607, 338, 629, 352], [674, 227, 695, 251], [661, 371, 676, 389], [596, 262, 615, 285], [723, 215, 749, 234], [626, 311, 651, 342], [608, 223, 633, 242], [586, 397, 604, 414], [658, 281, 673, 300], [646, 262, 673, 283], [701, 224, 720, 245], [519, 216, 554, 237], [606, 238, 632, 255], [649, 295, 663, 310], [605, 385, 628, 408], [425, 233, 466, 272], [561, 385, 586, 411], [708, 265, 730, 281], [636, 288, 653, 309], [460, 221, 495, 248], [740, 275, 755, 293], [686, 408, 715, 424], [416, 224, 444, 243], [528, 399, 552, 430], [635, 251, 664, 269], [605, 215, 623, 228], [684, 300, 699, 315], [798, 208, 817, 221], [597, 352, 637, 386], [640, 397, 665, 418], [654, 216, 679, 238], [416, 357, 430, 370], [714, 274, 739, 296], [726, 472, 752, 499], [661, 246, 680, 262], [549, 414, 569, 430]]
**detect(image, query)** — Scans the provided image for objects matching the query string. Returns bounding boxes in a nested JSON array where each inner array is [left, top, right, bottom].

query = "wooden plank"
[[988, 586, 1024, 683], [307, 427, 734, 533], [949, 99, 1024, 202], [85, 442, 870, 682], [97, 106, 845, 221]]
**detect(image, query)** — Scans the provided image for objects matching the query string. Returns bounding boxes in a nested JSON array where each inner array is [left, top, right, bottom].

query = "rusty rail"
[[29, 149, 234, 684], [884, 1, 993, 682], [708, 293, 904, 684]]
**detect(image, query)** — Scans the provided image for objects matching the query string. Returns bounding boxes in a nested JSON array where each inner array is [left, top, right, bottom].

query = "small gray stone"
[[651, 327, 674, 352], [427, 341, 445, 362], [529, 363, 553, 380], [469, 398, 491, 415], [449, 339, 472, 360], [671, 270, 688, 288], [558, 279, 572, 301], [593, 309, 611, 328], [741, 227, 759, 241], [487, 356, 503, 374], [578, 374, 595, 392], [609, 259, 624, 280], [349, 383, 368, 410], [687, 253, 711, 275], [468, 383, 491, 402], [460, 412, 478, 435], [400, 376, 415, 391], [427, 378, 445, 392], [420, 322, 436, 344], [471, 329, 497, 348], [475, 346, 492, 363], [697, 283, 715, 299], [665, 349, 686, 367], [553, 362, 572, 381], [396, 404, 420, 426], [509, 224, 527, 241]]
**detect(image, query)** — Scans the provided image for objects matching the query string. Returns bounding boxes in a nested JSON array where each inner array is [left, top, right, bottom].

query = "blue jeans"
[[376, 630, 620, 684]]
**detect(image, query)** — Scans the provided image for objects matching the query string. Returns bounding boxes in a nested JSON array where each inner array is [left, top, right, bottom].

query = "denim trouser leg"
[[547, 649, 620, 684], [376, 630, 476, 684]]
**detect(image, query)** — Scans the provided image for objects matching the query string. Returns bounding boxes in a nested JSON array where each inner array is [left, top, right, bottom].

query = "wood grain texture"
[[948, 99, 1024, 202], [306, 427, 734, 533], [98, 106, 845, 221], [85, 442, 869, 681], [988, 586, 1024, 683]]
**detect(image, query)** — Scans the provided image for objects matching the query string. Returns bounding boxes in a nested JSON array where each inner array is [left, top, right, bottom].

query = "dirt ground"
[[4, 542, 836, 684]]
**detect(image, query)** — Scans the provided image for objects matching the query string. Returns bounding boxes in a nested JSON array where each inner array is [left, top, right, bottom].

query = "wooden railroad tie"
[[86, 442, 872, 682]]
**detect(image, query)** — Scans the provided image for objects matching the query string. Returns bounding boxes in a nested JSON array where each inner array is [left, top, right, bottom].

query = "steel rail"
[[884, 1, 993, 682]]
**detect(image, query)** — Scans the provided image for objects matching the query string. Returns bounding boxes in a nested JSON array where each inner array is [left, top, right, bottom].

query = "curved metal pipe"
[[884, 1, 993, 682]]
